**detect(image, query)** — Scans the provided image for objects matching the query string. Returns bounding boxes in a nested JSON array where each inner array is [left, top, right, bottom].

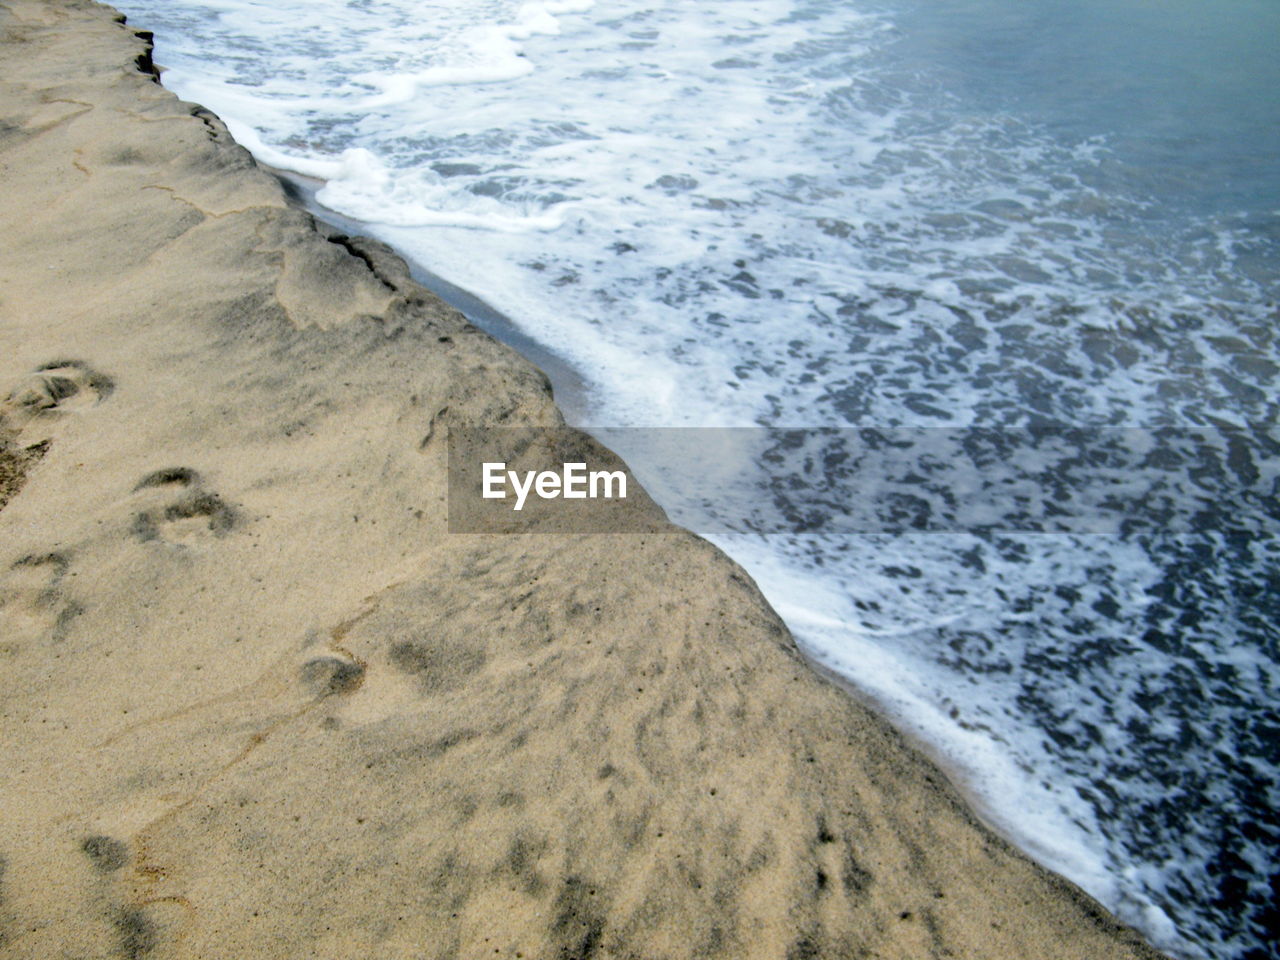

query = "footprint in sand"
[[129, 467, 237, 545], [81, 835, 129, 875], [1, 359, 114, 435], [0, 552, 83, 653], [300, 655, 366, 698], [76, 835, 188, 960], [0, 361, 113, 505]]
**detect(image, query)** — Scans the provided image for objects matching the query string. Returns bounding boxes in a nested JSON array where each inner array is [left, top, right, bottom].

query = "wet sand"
[[0, 2, 1168, 958]]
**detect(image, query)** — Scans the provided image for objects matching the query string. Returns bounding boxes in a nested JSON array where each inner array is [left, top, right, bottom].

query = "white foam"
[[347, 1, 598, 104]]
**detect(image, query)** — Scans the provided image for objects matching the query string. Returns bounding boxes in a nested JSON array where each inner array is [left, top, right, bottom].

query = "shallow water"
[[111, 0, 1280, 956]]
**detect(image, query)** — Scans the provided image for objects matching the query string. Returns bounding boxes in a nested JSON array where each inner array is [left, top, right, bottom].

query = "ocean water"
[[109, 0, 1279, 956]]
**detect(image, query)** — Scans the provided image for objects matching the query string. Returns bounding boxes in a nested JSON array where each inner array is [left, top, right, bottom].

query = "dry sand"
[[0, 2, 1170, 958]]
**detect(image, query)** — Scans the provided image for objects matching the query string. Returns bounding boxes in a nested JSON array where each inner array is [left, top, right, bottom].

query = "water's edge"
[[270, 164, 1168, 959], [269, 165, 593, 421]]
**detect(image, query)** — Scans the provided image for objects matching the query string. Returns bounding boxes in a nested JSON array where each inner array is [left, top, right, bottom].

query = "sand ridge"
[[0, 2, 1168, 958]]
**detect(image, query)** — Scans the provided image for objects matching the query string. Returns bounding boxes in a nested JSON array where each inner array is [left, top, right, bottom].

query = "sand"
[[0, 2, 1170, 958]]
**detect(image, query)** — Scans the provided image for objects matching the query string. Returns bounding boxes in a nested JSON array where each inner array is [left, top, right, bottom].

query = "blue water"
[[110, 0, 1280, 956], [887, 0, 1280, 216]]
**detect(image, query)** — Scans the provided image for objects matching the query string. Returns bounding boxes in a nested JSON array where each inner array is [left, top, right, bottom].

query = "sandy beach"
[[0, 2, 1173, 957]]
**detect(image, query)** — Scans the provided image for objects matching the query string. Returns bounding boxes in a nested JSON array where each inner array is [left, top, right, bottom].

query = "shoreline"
[[0, 2, 1171, 958], [267, 164, 594, 424], [272, 167, 1111, 904], [268, 163, 1080, 897]]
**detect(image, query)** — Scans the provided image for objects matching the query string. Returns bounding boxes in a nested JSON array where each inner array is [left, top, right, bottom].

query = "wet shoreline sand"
[[0, 2, 1169, 957]]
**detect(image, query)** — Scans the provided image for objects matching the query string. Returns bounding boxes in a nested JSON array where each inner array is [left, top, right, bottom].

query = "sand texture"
[[0, 2, 1168, 958]]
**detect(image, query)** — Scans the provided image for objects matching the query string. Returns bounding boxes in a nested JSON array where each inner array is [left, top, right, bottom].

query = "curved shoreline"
[[0, 2, 1170, 958], [275, 166, 1137, 927], [265, 164, 594, 423]]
